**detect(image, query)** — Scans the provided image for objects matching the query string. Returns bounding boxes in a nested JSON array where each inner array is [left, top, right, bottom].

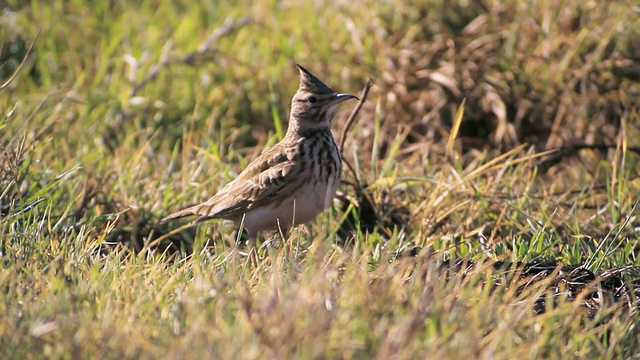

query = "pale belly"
[[241, 177, 340, 235]]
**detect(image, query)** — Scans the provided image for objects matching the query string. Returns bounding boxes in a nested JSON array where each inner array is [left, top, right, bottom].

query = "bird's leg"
[[276, 217, 289, 242], [233, 228, 245, 248], [237, 227, 252, 247], [236, 225, 259, 268], [259, 219, 289, 252], [248, 234, 259, 269], [232, 226, 259, 268]]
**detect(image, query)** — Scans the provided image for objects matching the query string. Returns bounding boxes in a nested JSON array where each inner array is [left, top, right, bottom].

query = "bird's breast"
[[242, 131, 342, 234]]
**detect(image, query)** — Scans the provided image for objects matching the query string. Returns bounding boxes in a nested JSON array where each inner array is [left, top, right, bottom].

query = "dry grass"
[[2, 0, 640, 358]]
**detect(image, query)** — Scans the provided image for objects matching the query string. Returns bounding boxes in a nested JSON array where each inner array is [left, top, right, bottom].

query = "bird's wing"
[[190, 144, 306, 221]]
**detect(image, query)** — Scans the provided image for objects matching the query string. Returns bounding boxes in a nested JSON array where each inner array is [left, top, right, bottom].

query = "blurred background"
[[3, 0, 638, 153]]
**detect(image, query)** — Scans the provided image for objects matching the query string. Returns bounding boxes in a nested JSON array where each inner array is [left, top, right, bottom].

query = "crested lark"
[[161, 64, 357, 239]]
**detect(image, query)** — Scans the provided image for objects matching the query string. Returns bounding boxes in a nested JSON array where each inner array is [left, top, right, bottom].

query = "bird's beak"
[[332, 93, 359, 104]]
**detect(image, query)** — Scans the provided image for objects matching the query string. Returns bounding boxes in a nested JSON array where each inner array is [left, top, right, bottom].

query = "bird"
[[161, 64, 358, 241]]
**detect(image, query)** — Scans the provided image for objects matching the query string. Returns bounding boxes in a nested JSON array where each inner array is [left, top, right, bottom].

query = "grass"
[[2, 0, 640, 358]]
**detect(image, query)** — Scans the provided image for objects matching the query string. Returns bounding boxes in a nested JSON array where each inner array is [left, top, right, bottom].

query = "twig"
[[187, 16, 253, 64], [129, 41, 173, 96], [563, 143, 640, 155], [340, 77, 373, 154], [336, 77, 386, 235], [130, 16, 252, 96], [536, 143, 640, 172], [0, 28, 40, 91], [339, 77, 373, 191]]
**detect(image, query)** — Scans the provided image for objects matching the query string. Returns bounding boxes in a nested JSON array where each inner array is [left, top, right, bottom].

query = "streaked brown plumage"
[[161, 64, 357, 238]]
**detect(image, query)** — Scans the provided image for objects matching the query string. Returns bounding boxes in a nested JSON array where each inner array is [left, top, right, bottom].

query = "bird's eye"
[[308, 96, 318, 103]]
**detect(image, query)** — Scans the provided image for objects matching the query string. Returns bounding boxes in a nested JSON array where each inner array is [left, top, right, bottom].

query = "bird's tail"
[[160, 206, 198, 223]]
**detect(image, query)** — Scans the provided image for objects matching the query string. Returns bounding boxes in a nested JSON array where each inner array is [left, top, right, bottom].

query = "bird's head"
[[288, 64, 358, 133]]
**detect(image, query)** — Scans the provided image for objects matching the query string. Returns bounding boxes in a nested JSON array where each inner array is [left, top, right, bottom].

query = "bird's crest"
[[296, 64, 334, 95]]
